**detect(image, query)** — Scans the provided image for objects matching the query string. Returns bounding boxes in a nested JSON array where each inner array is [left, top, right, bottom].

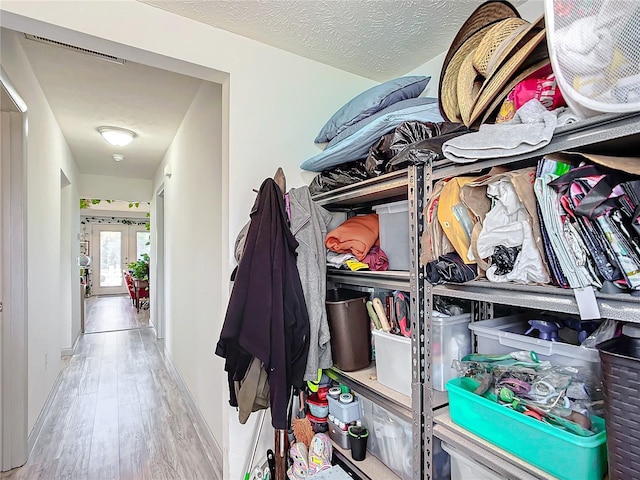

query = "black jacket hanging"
[[216, 178, 310, 429]]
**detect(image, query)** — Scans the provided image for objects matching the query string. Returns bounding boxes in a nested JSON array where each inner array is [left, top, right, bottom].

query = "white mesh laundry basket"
[[545, 0, 640, 118]]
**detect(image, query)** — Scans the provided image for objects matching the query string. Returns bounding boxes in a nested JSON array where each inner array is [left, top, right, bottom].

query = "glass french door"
[[91, 224, 150, 295]]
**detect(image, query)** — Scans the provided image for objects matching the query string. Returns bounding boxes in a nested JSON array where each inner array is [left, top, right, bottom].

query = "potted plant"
[[128, 253, 150, 281]]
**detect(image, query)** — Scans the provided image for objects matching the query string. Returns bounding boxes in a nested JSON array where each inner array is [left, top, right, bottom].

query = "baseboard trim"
[[60, 330, 81, 357], [162, 347, 224, 473], [27, 368, 64, 454]]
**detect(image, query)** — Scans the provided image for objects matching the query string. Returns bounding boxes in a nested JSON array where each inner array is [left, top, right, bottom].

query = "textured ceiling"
[[17, 33, 203, 180], [141, 0, 526, 81]]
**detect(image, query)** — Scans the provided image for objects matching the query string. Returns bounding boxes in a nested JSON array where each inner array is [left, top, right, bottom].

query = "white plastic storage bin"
[[371, 330, 411, 397], [468, 314, 601, 379], [441, 442, 502, 480], [372, 312, 472, 395], [373, 200, 410, 270], [433, 313, 472, 391]]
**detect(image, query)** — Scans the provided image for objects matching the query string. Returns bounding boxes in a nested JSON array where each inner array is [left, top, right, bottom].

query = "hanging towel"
[[325, 214, 379, 261], [442, 100, 570, 164]]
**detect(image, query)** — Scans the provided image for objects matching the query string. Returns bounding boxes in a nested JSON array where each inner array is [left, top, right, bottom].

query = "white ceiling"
[[16, 33, 203, 180], [12, 0, 527, 182]]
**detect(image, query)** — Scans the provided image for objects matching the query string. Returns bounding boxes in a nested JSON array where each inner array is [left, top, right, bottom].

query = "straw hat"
[[438, 1, 520, 122], [464, 16, 548, 126], [456, 17, 541, 125]]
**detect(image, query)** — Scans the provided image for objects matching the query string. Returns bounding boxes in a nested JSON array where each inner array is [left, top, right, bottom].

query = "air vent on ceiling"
[[24, 34, 126, 65]]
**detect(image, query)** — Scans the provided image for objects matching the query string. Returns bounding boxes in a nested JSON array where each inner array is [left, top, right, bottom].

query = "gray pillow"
[[314, 76, 431, 143], [301, 98, 442, 172], [327, 97, 438, 148]]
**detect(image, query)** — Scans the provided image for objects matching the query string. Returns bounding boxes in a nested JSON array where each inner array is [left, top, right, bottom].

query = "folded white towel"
[[442, 99, 559, 164]]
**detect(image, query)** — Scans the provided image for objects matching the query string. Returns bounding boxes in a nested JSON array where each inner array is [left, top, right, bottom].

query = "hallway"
[[84, 295, 150, 334], [1, 327, 222, 480]]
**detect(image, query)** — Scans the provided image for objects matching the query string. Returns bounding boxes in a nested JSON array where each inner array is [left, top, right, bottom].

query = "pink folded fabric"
[[325, 214, 379, 261], [363, 246, 389, 271]]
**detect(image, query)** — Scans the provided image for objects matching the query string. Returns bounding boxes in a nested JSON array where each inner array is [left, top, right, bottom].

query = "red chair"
[[123, 270, 149, 312]]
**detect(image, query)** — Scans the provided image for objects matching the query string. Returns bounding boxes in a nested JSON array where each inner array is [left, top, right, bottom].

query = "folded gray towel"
[[442, 99, 560, 164]]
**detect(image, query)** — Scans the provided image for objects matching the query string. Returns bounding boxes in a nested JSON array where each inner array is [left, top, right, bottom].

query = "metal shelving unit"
[[316, 165, 431, 480], [434, 281, 640, 323], [314, 112, 640, 480], [427, 111, 640, 478]]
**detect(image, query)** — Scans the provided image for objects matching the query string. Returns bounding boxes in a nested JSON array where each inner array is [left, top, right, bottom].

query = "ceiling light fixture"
[[98, 126, 136, 147], [112, 154, 124, 162]]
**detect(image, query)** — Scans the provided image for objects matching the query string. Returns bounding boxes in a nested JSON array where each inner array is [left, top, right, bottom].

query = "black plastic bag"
[[426, 252, 477, 284], [492, 245, 521, 276], [366, 121, 470, 175], [308, 160, 373, 196]]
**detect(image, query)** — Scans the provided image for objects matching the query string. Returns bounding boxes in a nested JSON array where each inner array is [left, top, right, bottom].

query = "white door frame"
[[0, 67, 28, 471], [154, 185, 165, 340], [91, 224, 130, 296]]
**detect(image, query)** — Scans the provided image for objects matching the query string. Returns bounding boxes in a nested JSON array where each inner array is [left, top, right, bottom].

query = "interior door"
[[91, 224, 129, 295], [91, 224, 151, 296]]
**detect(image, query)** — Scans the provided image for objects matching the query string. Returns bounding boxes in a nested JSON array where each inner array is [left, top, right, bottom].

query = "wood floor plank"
[[97, 356, 118, 400], [140, 407, 182, 480], [118, 402, 152, 480], [77, 356, 101, 395], [84, 295, 149, 333], [5, 296, 221, 480], [55, 392, 97, 477], [88, 396, 119, 480]]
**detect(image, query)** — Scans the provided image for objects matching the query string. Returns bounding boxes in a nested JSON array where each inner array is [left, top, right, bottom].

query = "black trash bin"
[[598, 324, 640, 480], [325, 288, 371, 371]]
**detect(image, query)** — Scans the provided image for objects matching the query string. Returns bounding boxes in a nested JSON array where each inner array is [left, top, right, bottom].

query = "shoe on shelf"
[[307, 433, 332, 476], [287, 442, 309, 480]]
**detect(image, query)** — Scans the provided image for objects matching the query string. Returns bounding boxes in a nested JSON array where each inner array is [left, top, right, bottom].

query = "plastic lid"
[[622, 324, 640, 339]]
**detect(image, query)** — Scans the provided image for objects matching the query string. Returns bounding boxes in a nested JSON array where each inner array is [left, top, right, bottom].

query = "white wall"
[[60, 172, 82, 354], [1, 2, 375, 476], [0, 29, 81, 433], [79, 174, 153, 202], [0, 0, 375, 261], [151, 79, 226, 452]]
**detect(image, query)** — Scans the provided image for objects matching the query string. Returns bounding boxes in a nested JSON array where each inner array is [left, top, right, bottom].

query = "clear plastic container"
[[372, 311, 471, 395], [441, 442, 502, 480], [373, 200, 410, 270], [468, 314, 601, 380], [432, 313, 472, 391], [371, 330, 411, 397], [328, 423, 350, 450], [358, 394, 413, 480]]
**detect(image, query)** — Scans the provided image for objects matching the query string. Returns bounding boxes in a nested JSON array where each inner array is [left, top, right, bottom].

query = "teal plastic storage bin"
[[446, 377, 607, 480]]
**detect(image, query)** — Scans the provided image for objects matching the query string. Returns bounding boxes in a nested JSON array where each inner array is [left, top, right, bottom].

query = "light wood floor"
[[85, 295, 150, 334], [1, 327, 222, 480]]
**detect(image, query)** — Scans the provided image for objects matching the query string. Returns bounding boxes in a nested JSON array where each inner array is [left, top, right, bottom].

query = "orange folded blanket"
[[325, 214, 379, 261]]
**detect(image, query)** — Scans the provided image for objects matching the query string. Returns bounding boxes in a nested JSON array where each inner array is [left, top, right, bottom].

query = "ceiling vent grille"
[[24, 34, 126, 65]]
